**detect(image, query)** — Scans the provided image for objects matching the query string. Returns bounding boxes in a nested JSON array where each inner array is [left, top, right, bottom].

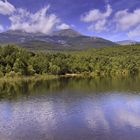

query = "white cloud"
[[81, 4, 112, 22], [56, 23, 70, 30], [81, 4, 140, 38], [0, 0, 15, 15], [114, 8, 140, 38], [81, 4, 112, 32], [9, 6, 61, 34], [114, 9, 140, 31], [88, 19, 107, 32], [128, 25, 140, 38], [0, 0, 71, 34], [2, 3, 71, 34]]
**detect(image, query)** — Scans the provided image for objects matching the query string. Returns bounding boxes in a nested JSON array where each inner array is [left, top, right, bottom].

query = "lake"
[[0, 77, 140, 140]]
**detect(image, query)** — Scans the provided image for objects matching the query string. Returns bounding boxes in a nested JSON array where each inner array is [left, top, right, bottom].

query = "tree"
[[6, 64, 12, 73], [13, 59, 27, 75], [49, 63, 60, 75], [27, 65, 35, 75]]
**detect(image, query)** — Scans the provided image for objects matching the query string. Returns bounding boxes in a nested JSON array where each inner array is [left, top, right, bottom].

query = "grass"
[[0, 71, 134, 84], [0, 74, 59, 83]]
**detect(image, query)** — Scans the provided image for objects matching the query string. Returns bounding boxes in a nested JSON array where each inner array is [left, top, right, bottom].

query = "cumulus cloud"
[[0, 0, 70, 34], [56, 23, 70, 30], [81, 4, 112, 32], [81, 4, 140, 38], [114, 9, 140, 31], [88, 19, 107, 32], [0, 0, 15, 15], [81, 4, 112, 22], [9, 6, 61, 34]]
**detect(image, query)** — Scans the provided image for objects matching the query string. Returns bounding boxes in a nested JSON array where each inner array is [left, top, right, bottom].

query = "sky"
[[0, 0, 140, 41]]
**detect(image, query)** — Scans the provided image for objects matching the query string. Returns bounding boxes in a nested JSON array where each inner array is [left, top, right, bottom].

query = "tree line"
[[0, 44, 140, 78]]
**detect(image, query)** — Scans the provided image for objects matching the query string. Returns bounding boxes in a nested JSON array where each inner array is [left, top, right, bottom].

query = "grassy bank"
[[0, 74, 59, 83], [0, 70, 139, 84]]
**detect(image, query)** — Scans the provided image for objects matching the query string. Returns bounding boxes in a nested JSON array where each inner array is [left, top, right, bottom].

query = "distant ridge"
[[117, 40, 140, 45], [0, 29, 117, 51]]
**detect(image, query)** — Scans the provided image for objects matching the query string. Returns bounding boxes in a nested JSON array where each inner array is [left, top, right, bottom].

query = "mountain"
[[117, 40, 140, 45], [0, 29, 117, 51]]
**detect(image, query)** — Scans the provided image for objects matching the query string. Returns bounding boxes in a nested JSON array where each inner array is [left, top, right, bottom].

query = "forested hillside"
[[0, 44, 140, 78]]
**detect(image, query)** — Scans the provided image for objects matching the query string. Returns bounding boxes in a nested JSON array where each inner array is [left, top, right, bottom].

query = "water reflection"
[[0, 76, 140, 100], [0, 77, 140, 140]]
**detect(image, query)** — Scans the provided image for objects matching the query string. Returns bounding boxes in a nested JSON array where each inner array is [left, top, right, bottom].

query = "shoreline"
[[0, 74, 59, 83], [0, 73, 138, 83], [0, 74, 84, 83]]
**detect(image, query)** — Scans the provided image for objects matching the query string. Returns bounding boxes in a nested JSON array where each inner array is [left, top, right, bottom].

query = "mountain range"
[[0, 29, 127, 51], [116, 40, 140, 45]]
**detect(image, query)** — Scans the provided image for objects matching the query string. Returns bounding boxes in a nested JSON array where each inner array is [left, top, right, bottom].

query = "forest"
[[0, 44, 140, 78]]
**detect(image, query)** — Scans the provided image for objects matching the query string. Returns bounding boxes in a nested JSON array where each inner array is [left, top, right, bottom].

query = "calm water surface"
[[0, 77, 140, 140]]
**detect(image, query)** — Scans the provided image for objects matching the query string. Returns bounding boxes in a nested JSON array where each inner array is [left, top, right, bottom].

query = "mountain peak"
[[51, 29, 82, 37]]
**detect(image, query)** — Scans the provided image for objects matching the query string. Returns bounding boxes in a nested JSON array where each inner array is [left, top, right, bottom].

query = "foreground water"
[[0, 77, 140, 140]]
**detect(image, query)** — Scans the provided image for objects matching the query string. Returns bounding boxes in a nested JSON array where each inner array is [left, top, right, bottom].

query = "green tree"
[[13, 59, 27, 75]]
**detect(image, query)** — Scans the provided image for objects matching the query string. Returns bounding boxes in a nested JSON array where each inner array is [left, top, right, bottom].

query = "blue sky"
[[0, 0, 140, 41]]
